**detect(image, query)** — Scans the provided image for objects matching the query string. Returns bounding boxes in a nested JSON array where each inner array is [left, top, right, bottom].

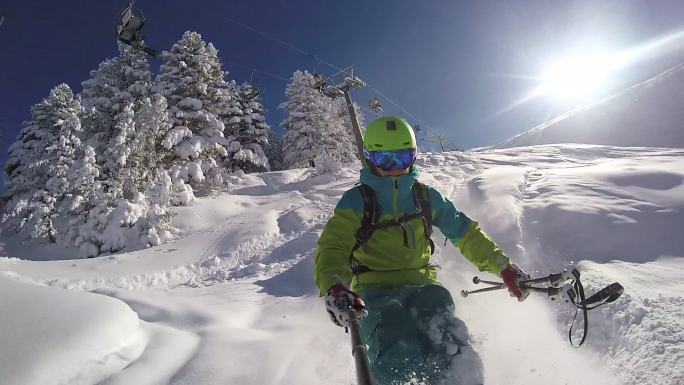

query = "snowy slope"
[[1, 145, 683, 385], [493, 63, 684, 149]]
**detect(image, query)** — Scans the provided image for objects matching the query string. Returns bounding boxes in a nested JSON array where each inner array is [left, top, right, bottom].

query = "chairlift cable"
[[225, 60, 290, 82], [210, 8, 432, 126], [206, 10, 454, 148], [210, 12, 345, 72], [365, 83, 457, 148], [163, 46, 290, 84]]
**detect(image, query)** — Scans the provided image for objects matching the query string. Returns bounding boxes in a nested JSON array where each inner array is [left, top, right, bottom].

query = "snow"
[[0, 274, 146, 385], [162, 126, 193, 149], [1, 144, 683, 385], [574, 258, 684, 385]]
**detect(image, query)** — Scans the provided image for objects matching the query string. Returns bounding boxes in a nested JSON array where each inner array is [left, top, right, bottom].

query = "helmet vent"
[[386, 121, 397, 131]]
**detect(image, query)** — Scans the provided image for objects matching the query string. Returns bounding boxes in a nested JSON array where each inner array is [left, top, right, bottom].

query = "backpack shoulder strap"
[[413, 182, 435, 254], [352, 184, 379, 251]]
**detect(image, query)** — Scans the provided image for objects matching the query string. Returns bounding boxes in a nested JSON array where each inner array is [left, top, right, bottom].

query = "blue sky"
[[1, 0, 683, 169]]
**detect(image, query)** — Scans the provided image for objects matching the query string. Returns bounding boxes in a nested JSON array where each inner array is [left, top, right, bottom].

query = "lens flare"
[[492, 29, 684, 117]]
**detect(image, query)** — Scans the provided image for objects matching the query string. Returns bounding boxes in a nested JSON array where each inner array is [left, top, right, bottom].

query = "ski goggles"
[[364, 148, 417, 171]]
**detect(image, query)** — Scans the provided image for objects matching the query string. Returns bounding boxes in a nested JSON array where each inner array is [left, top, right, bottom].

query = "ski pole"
[[460, 275, 506, 297], [461, 283, 562, 298], [472, 276, 505, 286], [519, 269, 580, 287], [346, 310, 376, 385], [460, 285, 506, 297]]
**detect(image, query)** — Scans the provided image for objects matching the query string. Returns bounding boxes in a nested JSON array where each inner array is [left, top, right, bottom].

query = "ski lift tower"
[[317, 66, 367, 164], [115, 2, 159, 57]]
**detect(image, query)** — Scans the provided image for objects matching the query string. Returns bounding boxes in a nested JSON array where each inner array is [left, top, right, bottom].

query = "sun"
[[535, 54, 621, 100]]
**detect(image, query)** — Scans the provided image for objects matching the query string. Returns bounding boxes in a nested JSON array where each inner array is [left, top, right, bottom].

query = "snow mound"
[[0, 274, 146, 385], [575, 258, 684, 385]]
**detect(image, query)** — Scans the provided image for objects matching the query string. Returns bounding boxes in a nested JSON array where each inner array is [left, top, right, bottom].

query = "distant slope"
[[493, 63, 684, 149]]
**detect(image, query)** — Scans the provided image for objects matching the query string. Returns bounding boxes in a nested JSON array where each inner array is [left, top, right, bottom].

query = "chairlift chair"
[[369, 98, 383, 113], [312, 73, 327, 91], [322, 86, 343, 97]]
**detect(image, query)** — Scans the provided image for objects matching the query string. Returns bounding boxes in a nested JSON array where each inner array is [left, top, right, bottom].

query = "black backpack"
[[350, 182, 435, 275]]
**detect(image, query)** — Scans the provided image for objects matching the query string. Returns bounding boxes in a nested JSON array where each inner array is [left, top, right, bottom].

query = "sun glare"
[[490, 30, 684, 119], [536, 54, 621, 100], [533, 30, 684, 102]]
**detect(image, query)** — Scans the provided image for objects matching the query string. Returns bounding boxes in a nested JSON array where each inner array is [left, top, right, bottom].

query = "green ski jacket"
[[314, 167, 510, 295]]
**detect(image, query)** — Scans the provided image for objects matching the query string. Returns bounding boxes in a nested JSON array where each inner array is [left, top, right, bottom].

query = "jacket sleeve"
[[429, 187, 510, 276], [314, 189, 363, 295]]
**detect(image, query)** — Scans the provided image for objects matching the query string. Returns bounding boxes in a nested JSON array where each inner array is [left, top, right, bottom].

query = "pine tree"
[[1, 84, 82, 242], [264, 129, 283, 171], [63, 145, 102, 248], [25, 190, 58, 242], [217, 81, 244, 172], [279, 70, 359, 169], [279, 70, 330, 169], [155, 31, 229, 197], [330, 97, 362, 162], [3, 104, 49, 210], [80, 42, 152, 201], [74, 43, 178, 256], [124, 94, 172, 195], [139, 169, 174, 247], [224, 82, 271, 172]]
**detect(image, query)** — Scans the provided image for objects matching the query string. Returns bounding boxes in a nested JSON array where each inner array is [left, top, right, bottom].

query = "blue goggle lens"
[[364, 148, 416, 171]]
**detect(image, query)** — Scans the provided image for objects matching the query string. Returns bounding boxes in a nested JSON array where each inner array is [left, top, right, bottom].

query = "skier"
[[314, 116, 530, 385]]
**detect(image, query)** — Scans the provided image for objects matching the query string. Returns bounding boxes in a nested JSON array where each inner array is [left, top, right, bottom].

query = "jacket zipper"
[[392, 178, 399, 215]]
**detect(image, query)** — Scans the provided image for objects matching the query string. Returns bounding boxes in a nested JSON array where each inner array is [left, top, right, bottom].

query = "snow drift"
[[0, 274, 146, 385]]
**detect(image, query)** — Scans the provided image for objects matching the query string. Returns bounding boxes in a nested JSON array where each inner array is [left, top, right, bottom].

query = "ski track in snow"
[[1, 145, 683, 385]]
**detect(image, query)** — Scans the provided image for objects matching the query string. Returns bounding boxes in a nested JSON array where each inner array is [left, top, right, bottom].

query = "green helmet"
[[363, 117, 417, 152]]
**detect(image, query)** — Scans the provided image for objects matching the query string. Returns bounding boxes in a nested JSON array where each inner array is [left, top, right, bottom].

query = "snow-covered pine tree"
[[223, 82, 271, 172], [331, 96, 362, 161], [338, 98, 364, 140], [279, 70, 359, 169], [138, 169, 174, 247], [155, 31, 229, 199], [43, 87, 84, 240], [264, 129, 283, 171], [217, 81, 244, 171], [80, 42, 152, 201], [125, 94, 172, 196], [3, 106, 49, 221], [62, 144, 102, 249], [279, 70, 329, 169], [1, 84, 82, 242], [125, 94, 175, 248]]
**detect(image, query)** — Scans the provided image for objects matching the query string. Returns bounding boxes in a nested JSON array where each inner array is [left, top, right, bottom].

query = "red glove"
[[501, 264, 531, 302], [324, 284, 368, 327]]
